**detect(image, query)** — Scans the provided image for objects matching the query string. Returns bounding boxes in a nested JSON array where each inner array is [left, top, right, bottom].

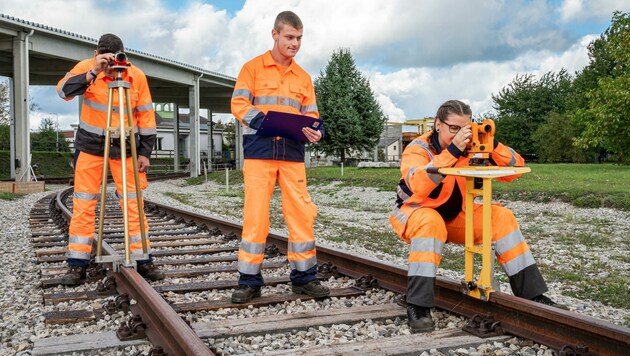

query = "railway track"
[[26, 186, 630, 355]]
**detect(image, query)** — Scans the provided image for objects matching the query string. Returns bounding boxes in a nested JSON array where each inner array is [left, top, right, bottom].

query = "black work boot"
[[137, 262, 165, 281], [407, 304, 435, 333], [292, 280, 330, 298], [530, 294, 569, 310], [231, 285, 262, 303], [61, 266, 86, 286]]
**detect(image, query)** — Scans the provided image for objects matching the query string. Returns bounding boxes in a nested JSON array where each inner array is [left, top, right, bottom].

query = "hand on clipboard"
[[256, 110, 323, 142]]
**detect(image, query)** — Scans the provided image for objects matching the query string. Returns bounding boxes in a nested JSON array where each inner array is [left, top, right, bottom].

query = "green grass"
[[184, 163, 629, 210], [0, 192, 20, 201]]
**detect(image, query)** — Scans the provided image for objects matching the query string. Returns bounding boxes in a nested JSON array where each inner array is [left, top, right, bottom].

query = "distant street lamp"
[[50, 113, 59, 152]]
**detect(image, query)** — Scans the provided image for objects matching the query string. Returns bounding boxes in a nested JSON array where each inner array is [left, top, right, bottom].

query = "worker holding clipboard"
[[229, 11, 330, 303]]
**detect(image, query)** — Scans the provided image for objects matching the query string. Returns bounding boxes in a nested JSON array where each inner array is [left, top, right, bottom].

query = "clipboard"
[[256, 110, 323, 142]]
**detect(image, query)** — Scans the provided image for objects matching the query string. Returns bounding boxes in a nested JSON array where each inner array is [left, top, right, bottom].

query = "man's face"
[[273, 24, 303, 59]]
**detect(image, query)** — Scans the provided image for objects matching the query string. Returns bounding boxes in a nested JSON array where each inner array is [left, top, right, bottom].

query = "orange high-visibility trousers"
[[67, 151, 151, 266], [237, 159, 318, 284], [403, 204, 547, 307]]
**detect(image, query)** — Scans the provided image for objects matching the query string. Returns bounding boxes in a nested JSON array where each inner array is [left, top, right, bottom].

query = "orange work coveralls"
[[390, 131, 548, 307], [57, 58, 156, 267], [231, 50, 323, 287]]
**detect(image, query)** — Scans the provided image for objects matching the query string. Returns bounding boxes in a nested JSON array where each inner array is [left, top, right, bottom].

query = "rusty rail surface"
[[144, 200, 630, 356], [56, 188, 213, 355]]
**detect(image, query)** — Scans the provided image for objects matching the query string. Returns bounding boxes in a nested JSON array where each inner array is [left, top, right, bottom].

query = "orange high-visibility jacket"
[[56, 58, 156, 159], [390, 131, 525, 238], [231, 51, 322, 161]]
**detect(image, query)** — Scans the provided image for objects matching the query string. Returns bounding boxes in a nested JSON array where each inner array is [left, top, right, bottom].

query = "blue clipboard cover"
[[256, 110, 323, 142]]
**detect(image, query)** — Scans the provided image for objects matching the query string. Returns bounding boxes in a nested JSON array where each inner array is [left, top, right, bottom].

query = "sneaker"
[[530, 294, 569, 310], [231, 285, 262, 303], [291, 280, 330, 298], [137, 262, 165, 281], [61, 266, 86, 286], [407, 304, 435, 333]]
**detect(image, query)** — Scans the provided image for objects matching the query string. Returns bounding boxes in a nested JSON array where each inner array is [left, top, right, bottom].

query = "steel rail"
[[56, 188, 213, 355], [145, 200, 630, 356]]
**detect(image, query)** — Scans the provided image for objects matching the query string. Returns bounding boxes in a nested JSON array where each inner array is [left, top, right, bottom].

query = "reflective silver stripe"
[[253, 96, 301, 110], [300, 103, 318, 114], [73, 192, 99, 201], [502, 252, 535, 276], [138, 127, 157, 135], [239, 240, 266, 255], [405, 166, 416, 183], [396, 185, 411, 202], [130, 234, 144, 244], [67, 250, 91, 260], [57, 74, 71, 99], [84, 98, 112, 113], [289, 256, 317, 271], [391, 207, 408, 226], [115, 191, 138, 200], [136, 103, 154, 112], [507, 148, 517, 166], [69, 235, 93, 246], [243, 126, 258, 135], [79, 118, 106, 136], [425, 163, 444, 184], [232, 88, 254, 102], [243, 107, 262, 126], [408, 262, 437, 277], [494, 230, 524, 255], [288, 241, 315, 254], [410, 237, 444, 256], [238, 260, 262, 275], [408, 140, 433, 158]]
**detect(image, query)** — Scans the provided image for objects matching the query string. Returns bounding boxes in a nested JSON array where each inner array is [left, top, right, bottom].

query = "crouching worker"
[[56, 33, 164, 286], [390, 100, 562, 333]]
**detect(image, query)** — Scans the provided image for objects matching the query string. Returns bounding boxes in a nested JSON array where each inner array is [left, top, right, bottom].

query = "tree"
[[572, 11, 630, 163], [492, 70, 573, 157], [532, 112, 591, 163], [314, 49, 387, 162], [31, 117, 69, 152]]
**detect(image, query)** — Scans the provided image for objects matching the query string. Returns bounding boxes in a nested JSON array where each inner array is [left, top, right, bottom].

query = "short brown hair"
[[97, 33, 124, 54], [274, 11, 303, 32]]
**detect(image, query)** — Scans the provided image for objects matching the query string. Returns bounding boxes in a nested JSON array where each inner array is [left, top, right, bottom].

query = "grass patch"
[[0, 192, 20, 201], [163, 192, 193, 205]]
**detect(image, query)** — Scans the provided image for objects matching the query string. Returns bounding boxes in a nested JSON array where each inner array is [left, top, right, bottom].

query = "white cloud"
[[0, 0, 625, 130]]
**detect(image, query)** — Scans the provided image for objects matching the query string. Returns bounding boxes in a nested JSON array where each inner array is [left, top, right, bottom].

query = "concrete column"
[[188, 78, 201, 177], [11, 31, 33, 181], [173, 103, 180, 172]]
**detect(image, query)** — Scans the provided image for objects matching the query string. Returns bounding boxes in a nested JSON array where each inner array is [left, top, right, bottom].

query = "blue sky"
[[0, 0, 628, 130]]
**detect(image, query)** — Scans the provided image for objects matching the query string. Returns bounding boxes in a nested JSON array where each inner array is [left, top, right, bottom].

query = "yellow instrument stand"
[[435, 166, 531, 300]]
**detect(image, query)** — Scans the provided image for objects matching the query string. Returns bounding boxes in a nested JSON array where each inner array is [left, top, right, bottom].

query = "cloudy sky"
[[1, 0, 628, 130]]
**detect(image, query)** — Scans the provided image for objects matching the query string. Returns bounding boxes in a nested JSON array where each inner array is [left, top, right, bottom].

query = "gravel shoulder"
[[1, 179, 628, 355]]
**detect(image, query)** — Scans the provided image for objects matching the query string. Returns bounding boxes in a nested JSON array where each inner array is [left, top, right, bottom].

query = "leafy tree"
[[492, 70, 573, 157], [31, 117, 69, 152], [314, 48, 387, 162], [572, 11, 630, 163], [532, 112, 591, 163]]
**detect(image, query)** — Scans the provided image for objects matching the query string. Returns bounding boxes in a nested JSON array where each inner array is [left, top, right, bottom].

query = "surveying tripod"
[[94, 65, 149, 271]]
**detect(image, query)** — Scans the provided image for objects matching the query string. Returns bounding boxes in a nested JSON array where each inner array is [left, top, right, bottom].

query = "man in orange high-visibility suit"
[[230, 11, 329, 303], [56, 34, 164, 286], [390, 100, 564, 333]]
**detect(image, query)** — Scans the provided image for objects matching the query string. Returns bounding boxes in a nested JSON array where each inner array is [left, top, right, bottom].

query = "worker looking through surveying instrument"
[[390, 100, 564, 333], [56, 34, 163, 286]]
